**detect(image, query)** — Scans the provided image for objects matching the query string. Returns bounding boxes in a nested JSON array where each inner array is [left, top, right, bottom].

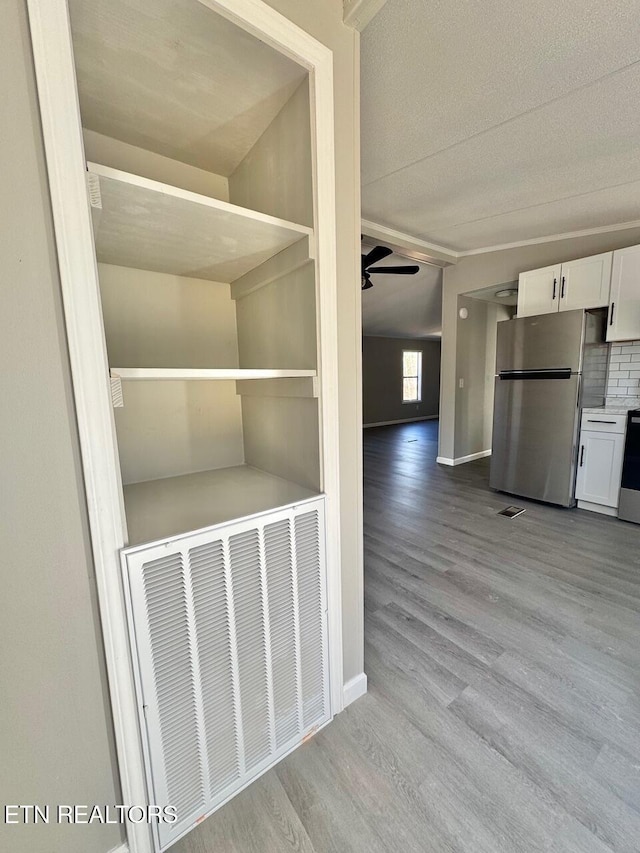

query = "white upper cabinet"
[[517, 264, 561, 317], [559, 252, 612, 312], [607, 244, 640, 342], [518, 253, 612, 318]]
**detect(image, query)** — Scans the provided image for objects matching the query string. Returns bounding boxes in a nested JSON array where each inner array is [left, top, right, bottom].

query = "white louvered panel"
[[188, 540, 241, 795], [128, 552, 206, 848], [142, 555, 204, 815], [295, 509, 328, 728], [228, 529, 272, 772], [122, 497, 329, 852], [263, 519, 300, 748]]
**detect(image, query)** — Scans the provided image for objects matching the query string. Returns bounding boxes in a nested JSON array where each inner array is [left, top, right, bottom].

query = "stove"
[[618, 409, 640, 524]]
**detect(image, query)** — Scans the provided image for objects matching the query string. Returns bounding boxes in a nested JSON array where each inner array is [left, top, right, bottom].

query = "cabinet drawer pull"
[[560, 276, 565, 299], [587, 419, 616, 424], [579, 445, 585, 467], [552, 278, 557, 300], [610, 302, 615, 326]]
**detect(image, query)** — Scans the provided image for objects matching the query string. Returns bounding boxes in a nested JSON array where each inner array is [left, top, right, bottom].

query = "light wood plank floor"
[[174, 420, 640, 853]]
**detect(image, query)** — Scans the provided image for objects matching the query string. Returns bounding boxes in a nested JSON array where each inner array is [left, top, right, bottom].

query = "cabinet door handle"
[[552, 278, 557, 300], [579, 445, 585, 467], [610, 302, 615, 326], [561, 276, 566, 299]]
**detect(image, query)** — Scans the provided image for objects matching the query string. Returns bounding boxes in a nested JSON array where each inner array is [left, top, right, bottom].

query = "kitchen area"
[[490, 242, 640, 522]]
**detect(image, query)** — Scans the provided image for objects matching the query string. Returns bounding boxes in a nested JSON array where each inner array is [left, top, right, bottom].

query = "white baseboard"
[[108, 843, 128, 853], [363, 415, 438, 429], [343, 672, 367, 707], [577, 500, 618, 517], [436, 449, 492, 466]]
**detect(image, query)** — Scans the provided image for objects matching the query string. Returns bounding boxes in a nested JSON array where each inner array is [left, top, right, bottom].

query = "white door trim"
[[26, 2, 343, 851]]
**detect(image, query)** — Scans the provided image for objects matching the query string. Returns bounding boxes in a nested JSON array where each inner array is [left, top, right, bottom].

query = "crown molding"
[[362, 217, 640, 264], [457, 218, 640, 257], [360, 219, 457, 266]]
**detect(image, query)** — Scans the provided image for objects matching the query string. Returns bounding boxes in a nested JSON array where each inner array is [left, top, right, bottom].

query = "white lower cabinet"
[[575, 415, 626, 514], [122, 498, 329, 852]]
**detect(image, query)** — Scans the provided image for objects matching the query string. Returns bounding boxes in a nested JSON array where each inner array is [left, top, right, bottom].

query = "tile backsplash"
[[607, 340, 640, 400]]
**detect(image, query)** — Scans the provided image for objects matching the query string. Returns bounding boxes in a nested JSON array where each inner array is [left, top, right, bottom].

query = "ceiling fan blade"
[[362, 273, 373, 290], [367, 265, 420, 275], [362, 245, 393, 269]]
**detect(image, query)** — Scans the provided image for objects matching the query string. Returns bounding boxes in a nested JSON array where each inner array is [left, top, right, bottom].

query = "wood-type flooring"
[[174, 420, 640, 853]]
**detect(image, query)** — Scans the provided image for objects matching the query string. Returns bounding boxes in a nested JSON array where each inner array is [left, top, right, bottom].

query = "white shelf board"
[[110, 368, 316, 381], [123, 465, 319, 546], [88, 163, 312, 283]]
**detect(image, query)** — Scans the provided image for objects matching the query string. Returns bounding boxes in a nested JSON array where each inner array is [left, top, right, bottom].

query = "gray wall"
[[453, 297, 511, 460], [0, 2, 123, 852], [440, 225, 640, 461], [363, 337, 441, 425]]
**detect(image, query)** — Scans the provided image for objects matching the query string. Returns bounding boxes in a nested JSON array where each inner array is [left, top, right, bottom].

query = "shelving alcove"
[[27, 1, 342, 851]]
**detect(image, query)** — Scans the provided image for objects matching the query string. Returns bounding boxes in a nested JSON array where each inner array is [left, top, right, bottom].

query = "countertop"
[[582, 406, 637, 415]]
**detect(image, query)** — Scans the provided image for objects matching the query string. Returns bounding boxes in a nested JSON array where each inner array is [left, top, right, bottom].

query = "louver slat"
[[229, 529, 272, 772], [295, 511, 327, 727], [122, 497, 328, 852], [264, 519, 299, 748], [189, 540, 241, 796], [142, 554, 205, 821]]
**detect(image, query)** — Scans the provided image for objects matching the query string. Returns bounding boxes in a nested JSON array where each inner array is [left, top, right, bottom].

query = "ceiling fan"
[[361, 244, 419, 290]]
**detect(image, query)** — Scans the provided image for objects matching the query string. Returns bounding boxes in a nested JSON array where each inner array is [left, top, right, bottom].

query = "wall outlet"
[[458, 378, 464, 389]]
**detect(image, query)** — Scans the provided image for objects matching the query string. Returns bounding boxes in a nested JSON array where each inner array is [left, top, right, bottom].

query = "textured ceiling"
[[361, 244, 442, 338], [69, 0, 306, 176], [361, 0, 640, 251]]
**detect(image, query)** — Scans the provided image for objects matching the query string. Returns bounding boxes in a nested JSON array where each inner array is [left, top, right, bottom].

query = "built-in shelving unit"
[[88, 163, 312, 282], [70, 5, 324, 550], [29, 0, 341, 847]]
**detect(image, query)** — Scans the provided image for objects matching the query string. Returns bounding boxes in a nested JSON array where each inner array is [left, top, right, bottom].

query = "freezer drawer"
[[490, 374, 580, 506]]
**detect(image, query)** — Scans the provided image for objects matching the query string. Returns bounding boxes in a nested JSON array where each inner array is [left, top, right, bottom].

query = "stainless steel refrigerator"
[[490, 309, 607, 507]]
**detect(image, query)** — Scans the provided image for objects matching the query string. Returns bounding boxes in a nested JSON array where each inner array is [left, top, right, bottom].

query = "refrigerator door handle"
[[499, 368, 573, 380]]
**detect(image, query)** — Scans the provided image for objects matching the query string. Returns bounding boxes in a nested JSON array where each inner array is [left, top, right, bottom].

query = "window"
[[402, 350, 422, 402]]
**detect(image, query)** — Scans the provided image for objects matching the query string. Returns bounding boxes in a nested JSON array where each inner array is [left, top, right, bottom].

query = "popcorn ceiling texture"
[[606, 340, 640, 405]]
